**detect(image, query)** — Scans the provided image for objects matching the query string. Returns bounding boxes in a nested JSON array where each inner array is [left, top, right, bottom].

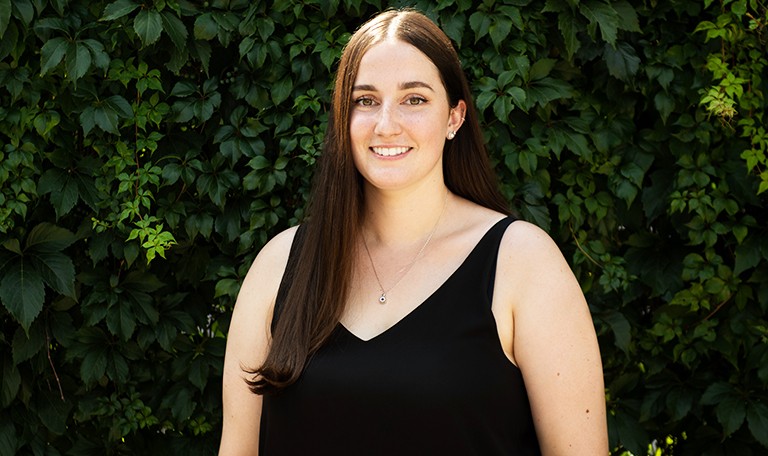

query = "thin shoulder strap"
[[271, 224, 306, 332]]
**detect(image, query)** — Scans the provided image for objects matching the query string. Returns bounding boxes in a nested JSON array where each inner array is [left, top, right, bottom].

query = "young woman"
[[220, 9, 608, 456]]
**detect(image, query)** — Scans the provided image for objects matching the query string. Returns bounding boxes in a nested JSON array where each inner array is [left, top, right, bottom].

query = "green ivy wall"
[[0, 0, 766, 454]]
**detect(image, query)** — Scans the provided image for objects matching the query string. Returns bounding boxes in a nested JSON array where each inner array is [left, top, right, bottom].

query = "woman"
[[220, 9, 607, 456]]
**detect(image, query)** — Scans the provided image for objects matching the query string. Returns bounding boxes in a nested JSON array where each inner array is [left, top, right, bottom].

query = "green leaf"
[[701, 382, 734, 405], [271, 77, 293, 105], [580, 0, 619, 45], [12, 0, 32, 26], [488, 16, 512, 49], [603, 310, 631, 353], [101, 0, 140, 21], [1, 357, 20, 408], [194, 13, 218, 41], [613, 0, 640, 32], [26, 223, 76, 252], [747, 402, 768, 447], [106, 301, 136, 340], [35, 390, 72, 434], [469, 11, 492, 43], [529, 59, 556, 81], [603, 41, 640, 81], [134, 9, 163, 47], [65, 42, 92, 81], [716, 396, 746, 436], [32, 251, 76, 298], [0, 0, 10, 39], [40, 37, 68, 76], [0, 261, 45, 331], [160, 10, 188, 49], [12, 322, 45, 364], [557, 11, 581, 59], [654, 92, 675, 124], [0, 415, 18, 455], [734, 242, 761, 276]]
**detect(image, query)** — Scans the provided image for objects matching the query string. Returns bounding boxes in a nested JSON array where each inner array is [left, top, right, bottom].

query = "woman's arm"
[[219, 227, 298, 456], [499, 221, 608, 455]]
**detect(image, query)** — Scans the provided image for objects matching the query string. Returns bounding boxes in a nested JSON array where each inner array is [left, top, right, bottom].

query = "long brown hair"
[[246, 9, 510, 394]]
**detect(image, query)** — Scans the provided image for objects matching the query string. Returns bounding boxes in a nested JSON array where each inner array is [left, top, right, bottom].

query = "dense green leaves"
[[1, 0, 766, 454]]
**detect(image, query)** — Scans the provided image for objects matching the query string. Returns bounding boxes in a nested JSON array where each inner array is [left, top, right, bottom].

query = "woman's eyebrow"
[[400, 81, 434, 91], [352, 81, 435, 92]]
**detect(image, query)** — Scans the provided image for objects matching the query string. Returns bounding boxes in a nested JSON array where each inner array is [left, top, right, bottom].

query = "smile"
[[371, 146, 410, 157]]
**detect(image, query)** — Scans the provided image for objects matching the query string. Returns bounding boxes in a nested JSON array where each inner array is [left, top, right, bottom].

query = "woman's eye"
[[354, 97, 375, 107], [406, 96, 427, 105]]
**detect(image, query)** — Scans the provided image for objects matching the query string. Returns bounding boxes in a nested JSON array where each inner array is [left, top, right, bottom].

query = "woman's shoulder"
[[239, 225, 301, 303]]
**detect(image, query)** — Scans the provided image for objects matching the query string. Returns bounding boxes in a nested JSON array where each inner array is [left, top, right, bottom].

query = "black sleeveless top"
[[260, 217, 541, 455]]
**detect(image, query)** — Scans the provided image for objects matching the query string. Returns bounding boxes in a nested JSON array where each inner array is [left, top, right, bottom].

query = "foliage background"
[[0, 0, 766, 454]]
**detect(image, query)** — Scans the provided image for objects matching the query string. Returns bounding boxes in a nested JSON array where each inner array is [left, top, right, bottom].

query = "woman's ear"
[[447, 100, 467, 138]]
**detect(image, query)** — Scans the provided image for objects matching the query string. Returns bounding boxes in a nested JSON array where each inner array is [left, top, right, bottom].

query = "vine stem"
[[569, 223, 602, 268], [701, 296, 731, 322], [46, 323, 65, 401]]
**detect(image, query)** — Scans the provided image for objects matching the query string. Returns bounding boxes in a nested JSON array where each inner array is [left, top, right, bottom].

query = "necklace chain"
[[361, 192, 449, 304]]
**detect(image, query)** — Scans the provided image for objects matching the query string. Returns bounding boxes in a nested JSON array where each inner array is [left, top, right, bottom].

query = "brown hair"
[[246, 9, 510, 394]]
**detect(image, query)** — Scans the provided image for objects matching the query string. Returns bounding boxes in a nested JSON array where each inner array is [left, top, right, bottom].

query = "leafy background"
[[0, 0, 766, 454]]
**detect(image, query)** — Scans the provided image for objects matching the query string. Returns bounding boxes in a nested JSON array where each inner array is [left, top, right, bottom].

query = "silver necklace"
[[361, 192, 449, 304]]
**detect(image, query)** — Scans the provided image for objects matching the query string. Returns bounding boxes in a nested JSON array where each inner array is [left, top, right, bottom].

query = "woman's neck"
[[362, 181, 452, 248]]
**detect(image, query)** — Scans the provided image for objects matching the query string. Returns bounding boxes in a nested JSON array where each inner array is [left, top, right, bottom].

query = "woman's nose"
[[373, 103, 402, 136]]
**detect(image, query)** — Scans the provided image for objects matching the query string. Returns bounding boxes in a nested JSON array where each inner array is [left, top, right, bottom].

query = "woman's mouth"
[[371, 146, 410, 157]]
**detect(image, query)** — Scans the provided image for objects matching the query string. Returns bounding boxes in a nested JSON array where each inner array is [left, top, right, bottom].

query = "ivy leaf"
[[603, 42, 640, 81], [101, 0, 140, 21], [12, 323, 45, 364], [80, 95, 133, 135], [65, 42, 91, 82], [654, 92, 675, 124], [747, 402, 768, 447], [716, 396, 746, 436], [1, 356, 20, 408], [469, 11, 492, 43], [580, 0, 619, 45], [613, 0, 641, 32], [557, 11, 581, 59], [32, 251, 76, 299], [488, 16, 512, 49], [38, 169, 79, 218], [194, 13, 218, 40], [734, 242, 761, 276], [701, 382, 734, 405], [603, 310, 631, 353], [160, 10, 187, 50], [81, 39, 110, 72], [40, 37, 68, 76], [0, 261, 45, 331], [271, 77, 293, 105], [26, 223, 76, 253], [0, 0, 10, 38], [106, 301, 136, 340], [134, 9, 162, 47]]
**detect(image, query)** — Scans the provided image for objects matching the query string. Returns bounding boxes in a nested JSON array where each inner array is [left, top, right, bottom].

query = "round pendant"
[[379, 294, 387, 303]]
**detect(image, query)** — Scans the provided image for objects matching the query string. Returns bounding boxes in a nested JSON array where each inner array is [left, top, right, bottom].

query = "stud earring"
[[447, 131, 456, 140]]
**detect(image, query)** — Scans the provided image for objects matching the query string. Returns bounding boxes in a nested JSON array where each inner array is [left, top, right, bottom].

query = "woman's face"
[[349, 39, 465, 193]]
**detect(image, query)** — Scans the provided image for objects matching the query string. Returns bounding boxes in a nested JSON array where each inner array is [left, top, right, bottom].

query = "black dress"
[[260, 217, 541, 455]]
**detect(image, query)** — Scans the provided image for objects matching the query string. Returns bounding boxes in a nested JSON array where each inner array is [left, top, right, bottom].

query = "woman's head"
[[322, 9, 506, 208]]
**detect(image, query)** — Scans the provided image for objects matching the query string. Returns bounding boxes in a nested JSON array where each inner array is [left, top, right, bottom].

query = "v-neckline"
[[339, 217, 510, 343]]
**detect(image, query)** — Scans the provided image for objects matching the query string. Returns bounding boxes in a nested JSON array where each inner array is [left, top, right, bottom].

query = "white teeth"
[[371, 146, 409, 157]]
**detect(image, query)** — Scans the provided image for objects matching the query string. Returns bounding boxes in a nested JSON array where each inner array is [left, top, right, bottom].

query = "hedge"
[[0, 0, 766, 454]]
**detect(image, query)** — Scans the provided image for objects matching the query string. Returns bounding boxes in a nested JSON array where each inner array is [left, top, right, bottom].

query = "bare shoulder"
[[239, 225, 299, 300], [501, 219, 563, 259], [498, 220, 575, 291]]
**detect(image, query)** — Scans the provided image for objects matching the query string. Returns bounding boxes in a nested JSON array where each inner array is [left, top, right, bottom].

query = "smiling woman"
[[220, 8, 608, 456]]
